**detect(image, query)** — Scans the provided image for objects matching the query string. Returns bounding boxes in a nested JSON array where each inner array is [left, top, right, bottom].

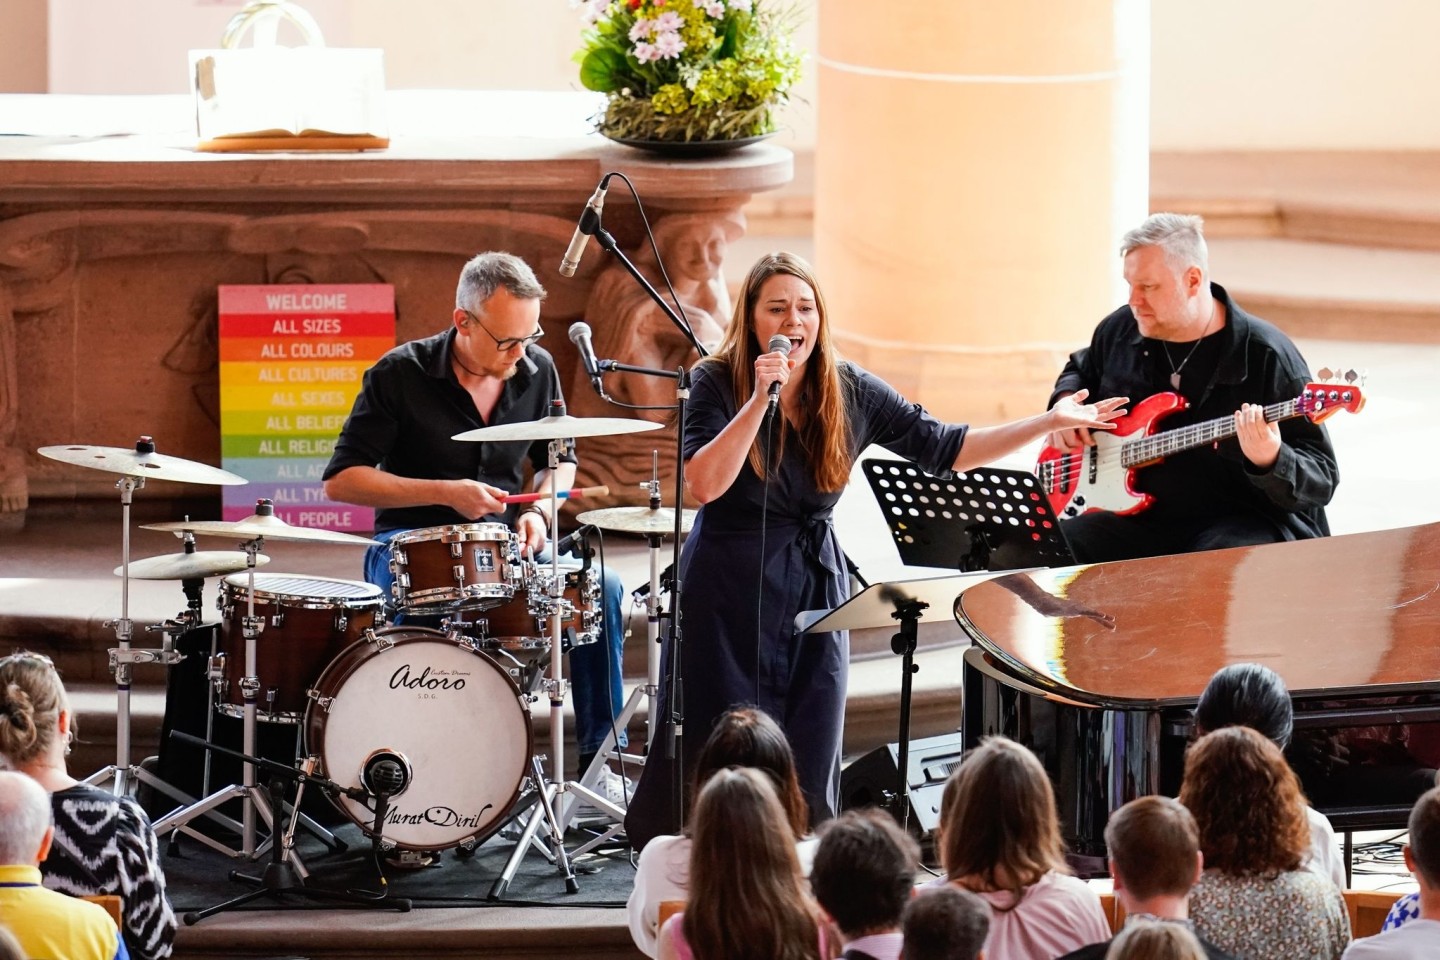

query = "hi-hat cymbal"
[[118, 552, 271, 580], [39, 440, 247, 486], [453, 415, 663, 443], [142, 510, 379, 546], [577, 506, 697, 536]]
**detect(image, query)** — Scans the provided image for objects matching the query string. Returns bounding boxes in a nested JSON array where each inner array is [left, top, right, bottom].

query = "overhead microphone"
[[766, 334, 792, 415], [559, 176, 611, 278], [568, 322, 604, 395]]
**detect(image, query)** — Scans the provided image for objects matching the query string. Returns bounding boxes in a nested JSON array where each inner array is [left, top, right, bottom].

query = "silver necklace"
[[1161, 305, 1217, 390]]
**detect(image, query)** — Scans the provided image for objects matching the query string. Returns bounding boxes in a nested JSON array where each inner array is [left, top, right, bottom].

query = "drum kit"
[[36, 407, 690, 902]]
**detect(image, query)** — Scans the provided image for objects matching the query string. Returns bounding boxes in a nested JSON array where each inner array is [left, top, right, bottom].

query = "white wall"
[[30, 0, 1440, 151]]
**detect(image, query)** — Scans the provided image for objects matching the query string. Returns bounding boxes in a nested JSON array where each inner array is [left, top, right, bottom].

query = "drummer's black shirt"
[[323, 327, 576, 533]]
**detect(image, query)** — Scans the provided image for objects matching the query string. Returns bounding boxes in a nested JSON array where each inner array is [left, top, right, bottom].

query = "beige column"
[[815, 0, 1150, 423]]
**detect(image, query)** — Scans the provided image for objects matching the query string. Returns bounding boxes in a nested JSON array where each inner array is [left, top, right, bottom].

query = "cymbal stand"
[[83, 472, 187, 797], [490, 409, 581, 897]]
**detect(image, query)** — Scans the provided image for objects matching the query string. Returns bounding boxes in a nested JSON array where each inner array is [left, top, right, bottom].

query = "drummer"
[[322, 251, 630, 802]]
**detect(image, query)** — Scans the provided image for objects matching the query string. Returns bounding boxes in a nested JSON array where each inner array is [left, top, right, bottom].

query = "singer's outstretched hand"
[[753, 349, 795, 401], [1049, 388, 1127, 434]]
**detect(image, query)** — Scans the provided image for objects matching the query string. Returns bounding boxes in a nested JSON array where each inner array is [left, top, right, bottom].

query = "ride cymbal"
[[577, 506, 696, 536], [39, 438, 247, 486], [118, 552, 271, 580]]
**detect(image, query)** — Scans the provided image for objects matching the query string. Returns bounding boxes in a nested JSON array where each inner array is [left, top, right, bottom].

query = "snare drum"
[[461, 565, 603, 661], [217, 574, 384, 723], [303, 626, 532, 851], [388, 522, 523, 612]]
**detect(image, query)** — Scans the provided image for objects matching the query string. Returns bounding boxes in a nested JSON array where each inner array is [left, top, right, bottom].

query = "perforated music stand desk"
[[861, 460, 1074, 572]]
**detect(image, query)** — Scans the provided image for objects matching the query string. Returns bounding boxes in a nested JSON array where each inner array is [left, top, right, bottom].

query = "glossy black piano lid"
[[956, 522, 1440, 707]]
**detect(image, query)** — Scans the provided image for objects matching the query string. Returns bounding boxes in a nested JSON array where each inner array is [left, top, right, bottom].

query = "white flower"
[[633, 40, 661, 63], [654, 10, 684, 32], [703, 1, 725, 16], [653, 29, 686, 59], [728, 0, 752, 11], [577, 0, 610, 27], [628, 17, 653, 41]]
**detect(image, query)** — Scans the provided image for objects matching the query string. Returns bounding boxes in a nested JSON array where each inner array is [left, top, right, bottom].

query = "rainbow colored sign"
[[218, 284, 394, 532]]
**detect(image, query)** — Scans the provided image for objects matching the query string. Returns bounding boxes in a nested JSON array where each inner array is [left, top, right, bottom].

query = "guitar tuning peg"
[[1317, 367, 1334, 382], [1344, 368, 1357, 384]]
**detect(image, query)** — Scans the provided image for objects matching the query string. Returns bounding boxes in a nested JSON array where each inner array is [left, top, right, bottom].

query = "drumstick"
[[502, 484, 610, 504]]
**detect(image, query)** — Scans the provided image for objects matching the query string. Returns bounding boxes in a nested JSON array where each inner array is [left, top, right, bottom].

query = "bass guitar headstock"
[[1300, 368, 1366, 422]]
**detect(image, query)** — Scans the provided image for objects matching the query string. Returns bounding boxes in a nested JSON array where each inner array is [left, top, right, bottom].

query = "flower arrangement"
[[574, 0, 802, 144]]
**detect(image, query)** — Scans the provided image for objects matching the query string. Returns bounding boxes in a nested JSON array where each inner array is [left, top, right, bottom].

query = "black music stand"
[[861, 460, 1074, 572]]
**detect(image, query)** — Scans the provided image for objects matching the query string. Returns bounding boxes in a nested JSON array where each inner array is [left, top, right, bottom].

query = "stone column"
[[815, 0, 1150, 423]]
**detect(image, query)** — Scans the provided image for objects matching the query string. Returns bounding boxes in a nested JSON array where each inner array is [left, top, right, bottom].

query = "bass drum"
[[303, 626, 532, 851]]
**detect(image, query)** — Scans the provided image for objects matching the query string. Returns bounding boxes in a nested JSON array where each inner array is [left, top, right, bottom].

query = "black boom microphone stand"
[[562, 170, 707, 828], [168, 731, 412, 923]]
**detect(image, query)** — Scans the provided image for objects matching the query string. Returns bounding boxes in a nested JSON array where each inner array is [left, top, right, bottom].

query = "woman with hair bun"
[[0, 652, 177, 960]]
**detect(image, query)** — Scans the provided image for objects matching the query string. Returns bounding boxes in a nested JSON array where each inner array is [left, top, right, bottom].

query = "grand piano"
[[954, 522, 1440, 874]]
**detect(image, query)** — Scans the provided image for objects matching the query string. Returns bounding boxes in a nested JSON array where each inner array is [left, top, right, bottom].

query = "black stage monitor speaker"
[[840, 731, 965, 839]]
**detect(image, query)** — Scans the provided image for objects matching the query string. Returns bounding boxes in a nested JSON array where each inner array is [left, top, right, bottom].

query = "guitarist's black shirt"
[[1050, 283, 1337, 558]]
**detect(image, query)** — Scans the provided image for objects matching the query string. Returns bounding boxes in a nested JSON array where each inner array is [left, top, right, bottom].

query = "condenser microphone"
[[559, 177, 610, 278], [766, 334, 792, 414], [569, 322, 603, 394]]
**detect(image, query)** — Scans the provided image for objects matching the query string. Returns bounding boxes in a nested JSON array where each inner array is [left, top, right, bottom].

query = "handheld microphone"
[[559, 177, 610, 278], [766, 334, 792, 414], [569, 321, 604, 394]]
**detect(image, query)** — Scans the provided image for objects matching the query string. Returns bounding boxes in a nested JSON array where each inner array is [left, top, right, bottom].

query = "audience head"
[[691, 707, 808, 838], [812, 808, 919, 939], [1179, 726, 1310, 876], [937, 737, 1066, 896], [0, 770, 53, 866], [1103, 919, 1206, 960], [1406, 784, 1440, 891], [1193, 662, 1293, 748], [683, 767, 820, 960], [900, 886, 991, 960], [1104, 796, 1202, 905], [0, 652, 70, 768]]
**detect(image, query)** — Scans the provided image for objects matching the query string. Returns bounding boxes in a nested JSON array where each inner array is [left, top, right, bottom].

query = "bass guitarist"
[[1044, 213, 1339, 563]]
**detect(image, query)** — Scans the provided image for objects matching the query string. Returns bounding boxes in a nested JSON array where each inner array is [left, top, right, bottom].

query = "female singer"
[[626, 252, 1126, 844]]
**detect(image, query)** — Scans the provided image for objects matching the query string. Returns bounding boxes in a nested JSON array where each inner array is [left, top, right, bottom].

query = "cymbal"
[[141, 512, 380, 547], [453, 415, 663, 443], [118, 552, 271, 580], [38, 442, 248, 486], [577, 506, 697, 536]]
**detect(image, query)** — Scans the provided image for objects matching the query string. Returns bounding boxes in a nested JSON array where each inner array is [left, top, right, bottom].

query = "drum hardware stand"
[[170, 732, 409, 924], [490, 415, 583, 897], [152, 534, 343, 861]]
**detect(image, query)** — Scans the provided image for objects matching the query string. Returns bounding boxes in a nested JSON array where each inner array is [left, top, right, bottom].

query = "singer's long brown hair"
[[707, 252, 852, 493]]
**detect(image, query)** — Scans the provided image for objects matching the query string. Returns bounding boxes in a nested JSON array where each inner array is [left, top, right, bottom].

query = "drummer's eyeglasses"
[[462, 309, 544, 352]]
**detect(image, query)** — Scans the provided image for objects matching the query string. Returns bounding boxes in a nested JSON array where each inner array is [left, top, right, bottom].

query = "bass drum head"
[[304, 626, 532, 851]]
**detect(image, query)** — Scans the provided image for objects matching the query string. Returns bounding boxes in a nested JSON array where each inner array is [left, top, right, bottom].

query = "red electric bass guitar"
[[1036, 380, 1366, 520]]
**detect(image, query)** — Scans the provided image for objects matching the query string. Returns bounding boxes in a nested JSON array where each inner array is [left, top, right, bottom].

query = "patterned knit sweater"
[[42, 783, 177, 960]]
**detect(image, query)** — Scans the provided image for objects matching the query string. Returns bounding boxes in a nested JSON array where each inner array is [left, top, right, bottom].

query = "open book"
[[190, 46, 388, 151]]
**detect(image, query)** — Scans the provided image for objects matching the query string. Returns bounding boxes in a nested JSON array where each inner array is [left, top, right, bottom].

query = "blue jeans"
[[364, 529, 628, 756]]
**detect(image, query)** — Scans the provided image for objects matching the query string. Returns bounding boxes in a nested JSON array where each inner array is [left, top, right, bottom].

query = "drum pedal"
[[383, 848, 438, 870]]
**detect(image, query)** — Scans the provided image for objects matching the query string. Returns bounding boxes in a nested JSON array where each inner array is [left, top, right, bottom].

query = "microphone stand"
[[582, 206, 704, 830]]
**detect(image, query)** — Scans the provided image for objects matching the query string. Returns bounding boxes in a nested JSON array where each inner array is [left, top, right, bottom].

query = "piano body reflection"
[[954, 522, 1440, 873]]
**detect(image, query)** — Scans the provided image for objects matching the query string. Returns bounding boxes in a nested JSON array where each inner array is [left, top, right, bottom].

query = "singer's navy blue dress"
[[625, 360, 967, 845]]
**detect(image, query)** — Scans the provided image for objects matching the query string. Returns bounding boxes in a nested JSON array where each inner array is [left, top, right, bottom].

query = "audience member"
[[1102, 920, 1207, 960], [811, 808, 919, 960], [628, 707, 817, 957], [1181, 726, 1350, 960], [1058, 796, 1235, 960], [1194, 662, 1346, 886], [1341, 784, 1440, 958], [0, 652, 177, 960], [656, 767, 837, 960], [901, 886, 990, 960], [926, 737, 1109, 960], [0, 770, 129, 960]]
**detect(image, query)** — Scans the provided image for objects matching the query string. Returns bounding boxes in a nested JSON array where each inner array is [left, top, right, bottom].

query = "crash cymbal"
[[141, 500, 379, 546], [453, 414, 663, 443], [577, 506, 697, 536], [118, 552, 271, 580], [38, 439, 248, 486]]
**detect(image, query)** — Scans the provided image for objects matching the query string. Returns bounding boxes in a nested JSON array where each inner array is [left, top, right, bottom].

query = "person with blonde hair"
[[656, 766, 837, 960], [927, 737, 1109, 960], [1103, 920, 1207, 960], [626, 251, 1125, 843], [1181, 726, 1350, 960], [0, 652, 176, 960]]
